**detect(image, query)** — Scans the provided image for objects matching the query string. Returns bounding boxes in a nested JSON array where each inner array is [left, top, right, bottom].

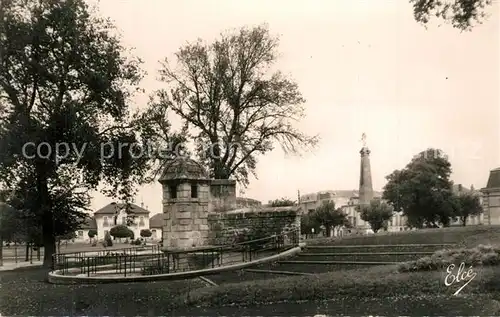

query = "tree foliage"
[[0, 0, 158, 266], [88, 229, 97, 238], [140, 229, 152, 238], [310, 201, 348, 237], [357, 199, 394, 233], [452, 192, 483, 226], [300, 213, 321, 235], [410, 0, 492, 30], [149, 24, 318, 187], [383, 148, 456, 228], [269, 197, 295, 207], [109, 224, 133, 239]]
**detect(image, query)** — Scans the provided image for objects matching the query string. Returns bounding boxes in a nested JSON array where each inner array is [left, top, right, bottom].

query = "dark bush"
[[110, 225, 134, 239], [104, 231, 113, 247]]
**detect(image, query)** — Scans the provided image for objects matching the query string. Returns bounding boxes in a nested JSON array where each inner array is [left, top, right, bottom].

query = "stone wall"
[[235, 197, 262, 208], [209, 179, 237, 212], [207, 206, 300, 245]]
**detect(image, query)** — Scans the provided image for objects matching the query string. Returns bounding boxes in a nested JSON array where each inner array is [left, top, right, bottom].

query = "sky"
[[88, 0, 499, 215]]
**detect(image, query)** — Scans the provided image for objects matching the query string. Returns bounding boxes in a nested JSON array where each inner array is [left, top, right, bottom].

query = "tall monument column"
[[359, 133, 374, 205]]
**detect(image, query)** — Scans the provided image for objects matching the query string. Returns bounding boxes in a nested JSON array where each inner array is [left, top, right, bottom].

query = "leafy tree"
[[88, 229, 97, 238], [310, 201, 348, 237], [269, 198, 296, 207], [148, 25, 318, 188], [88, 229, 97, 244], [357, 199, 394, 233], [300, 213, 321, 238], [0, 0, 157, 267], [110, 225, 133, 239], [410, 0, 492, 30], [140, 229, 152, 238], [452, 193, 483, 226], [383, 148, 456, 228]]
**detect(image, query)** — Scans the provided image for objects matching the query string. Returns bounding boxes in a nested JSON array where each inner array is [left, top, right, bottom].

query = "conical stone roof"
[[158, 157, 208, 183]]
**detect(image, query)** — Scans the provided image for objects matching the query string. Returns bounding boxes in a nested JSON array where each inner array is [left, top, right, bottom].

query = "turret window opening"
[[169, 184, 177, 199], [191, 184, 198, 198]]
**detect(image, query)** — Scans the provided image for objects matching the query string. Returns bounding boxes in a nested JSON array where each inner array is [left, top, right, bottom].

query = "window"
[[122, 216, 126, 225], [78, 230, 83, 237], [191, 184, 198, 198], [152, 229, 157, 238], [139, 216, 145, 226], [352, 216, 357, 227], [103, 216, 109, 227], [169, 185, 177, 199]]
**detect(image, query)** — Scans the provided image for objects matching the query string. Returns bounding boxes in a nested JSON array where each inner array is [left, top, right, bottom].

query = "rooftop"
[[158, 157, 208, 183], [485, 168, 500, 189], [149, 213, 165, 228], [94, 202, 151, 215], [80, 216, 97, 229]]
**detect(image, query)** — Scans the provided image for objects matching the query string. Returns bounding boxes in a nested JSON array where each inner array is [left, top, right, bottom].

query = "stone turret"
[[159, 157, 211, 250], [358, 133, 374, 206]]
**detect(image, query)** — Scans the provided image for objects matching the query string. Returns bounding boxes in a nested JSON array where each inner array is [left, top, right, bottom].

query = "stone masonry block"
[[176, 224, 192, 232], [199, 224, 209, 231], [177, 212, 192, 219], [179, 219, 192, 225]]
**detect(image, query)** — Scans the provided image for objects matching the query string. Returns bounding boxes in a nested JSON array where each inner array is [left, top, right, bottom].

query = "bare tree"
[[149, 25, 319, 187]]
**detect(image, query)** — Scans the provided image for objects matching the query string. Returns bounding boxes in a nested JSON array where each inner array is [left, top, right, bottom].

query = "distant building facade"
[[481, 168, 500, 225], [299, 134, 408, 236]]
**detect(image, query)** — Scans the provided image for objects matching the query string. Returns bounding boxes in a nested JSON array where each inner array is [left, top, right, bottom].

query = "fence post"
[[87, 258, 90, 277]]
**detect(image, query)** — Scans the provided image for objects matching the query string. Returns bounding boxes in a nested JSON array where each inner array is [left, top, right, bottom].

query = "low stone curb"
[[47, 246, 303, 284]]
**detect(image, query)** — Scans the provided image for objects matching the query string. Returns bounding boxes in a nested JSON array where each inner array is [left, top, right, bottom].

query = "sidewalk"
[[0, 261, 43, 271]]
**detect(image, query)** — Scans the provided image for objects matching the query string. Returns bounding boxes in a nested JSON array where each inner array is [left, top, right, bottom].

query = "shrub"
[[398, 244, 500, 272], [88, 229, 97, 239], [140, 229, 152, 238], [110, 224, 134, 239], [104, 231, 113, 247]]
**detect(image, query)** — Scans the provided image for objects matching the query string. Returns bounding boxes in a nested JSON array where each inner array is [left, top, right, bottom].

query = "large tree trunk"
[[325, 225, 331, 237], [36, 168, 56, 268], [0, 238, 3, 266], [461, 216, 467, 226], [25, 243, 29, 261]]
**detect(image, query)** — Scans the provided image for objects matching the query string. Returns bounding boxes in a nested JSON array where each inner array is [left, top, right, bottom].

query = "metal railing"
[[51, 229, 299, 277]]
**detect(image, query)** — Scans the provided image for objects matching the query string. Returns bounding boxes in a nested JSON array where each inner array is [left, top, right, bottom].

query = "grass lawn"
[[307, 225, 500, 247], [2, 264, 499, 316], [0, 267, 207, 316], [179, 264, 500, 312], [2, 225, 500, 315]]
